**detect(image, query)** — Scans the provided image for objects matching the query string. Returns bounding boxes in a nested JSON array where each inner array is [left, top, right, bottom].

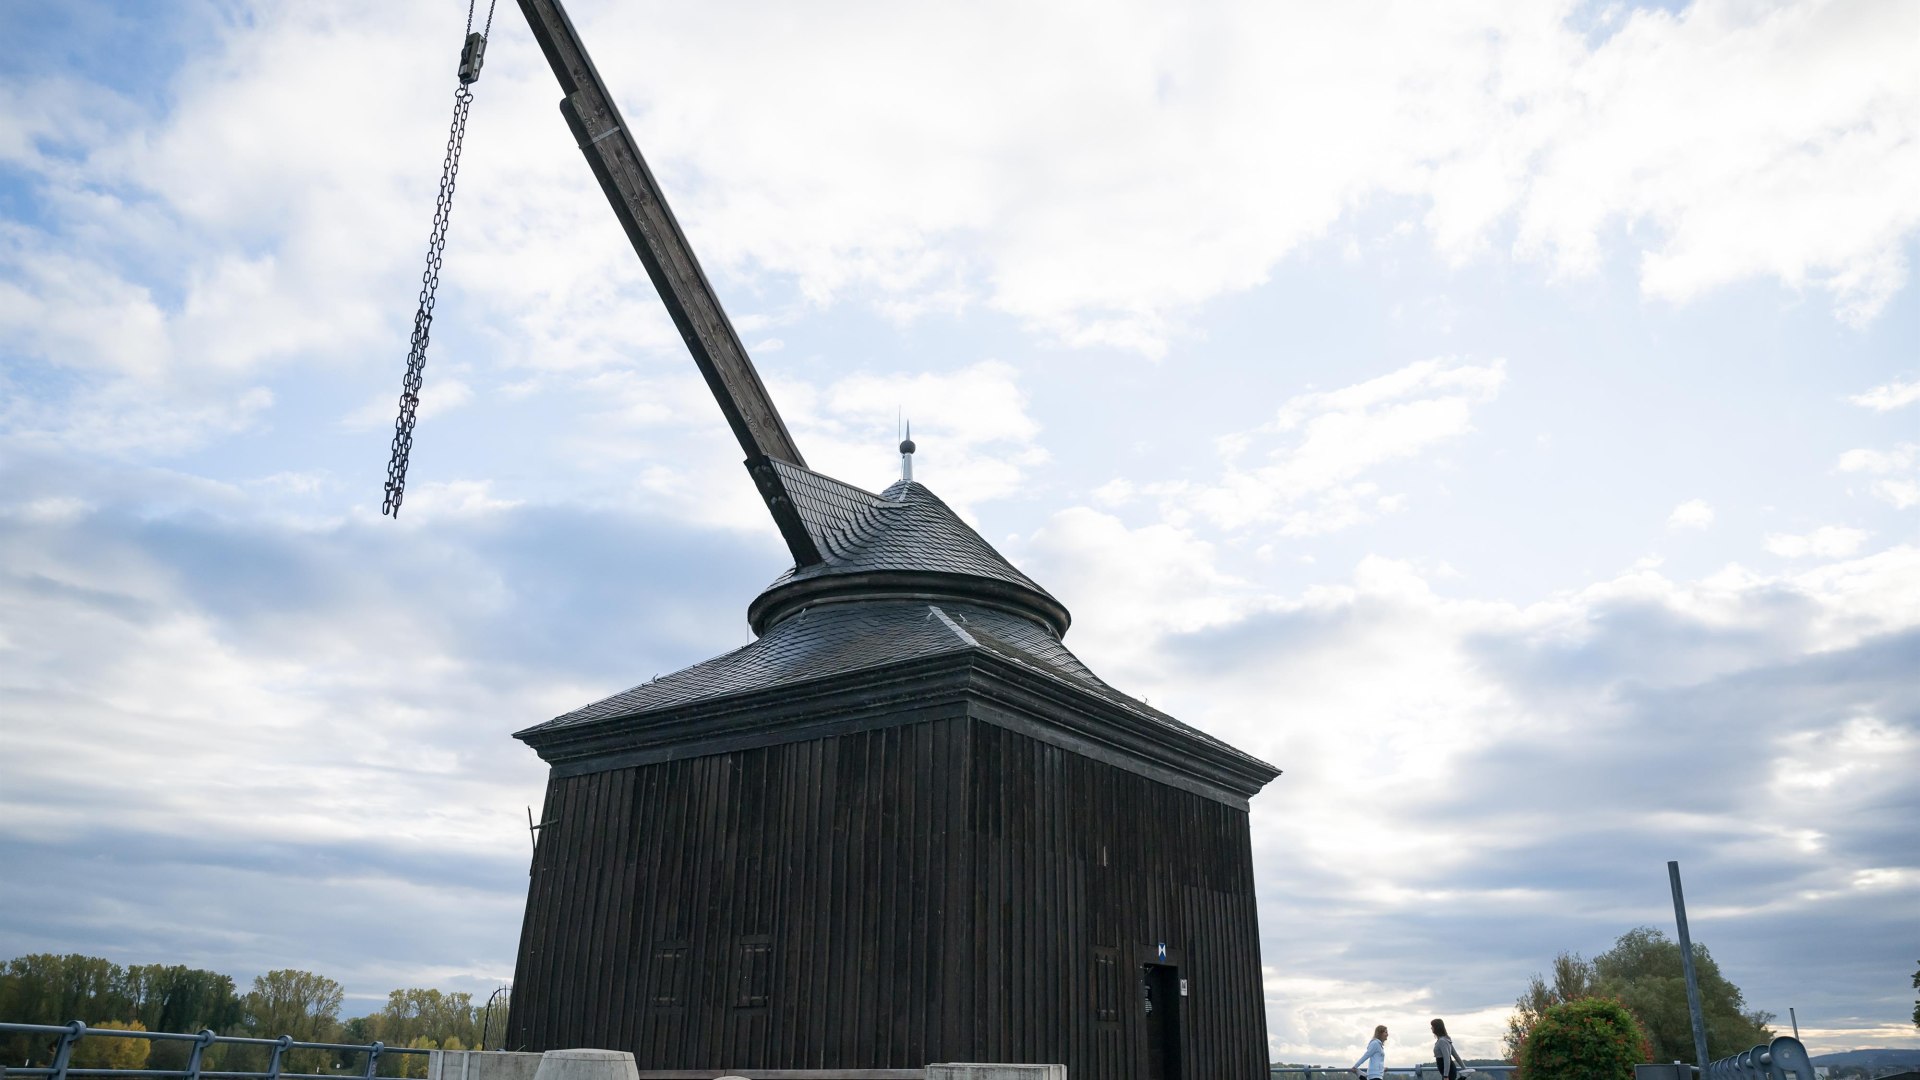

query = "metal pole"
[[183, 1029, 215, 1080], [1668, 861, 1711, 1073], [48, 1021, 84, 1080], [1789, 1008, 1799, 1039]]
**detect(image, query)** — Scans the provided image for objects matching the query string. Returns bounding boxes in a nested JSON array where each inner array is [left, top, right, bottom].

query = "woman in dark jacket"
[[1431, 1018, 1467, 1079]]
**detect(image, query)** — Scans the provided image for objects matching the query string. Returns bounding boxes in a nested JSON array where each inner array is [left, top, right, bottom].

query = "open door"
[[1141, 963, 1182, 1080]]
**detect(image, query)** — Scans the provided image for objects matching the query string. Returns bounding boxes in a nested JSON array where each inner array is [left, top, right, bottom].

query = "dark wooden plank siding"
[[507, 712, 1269, 1079]]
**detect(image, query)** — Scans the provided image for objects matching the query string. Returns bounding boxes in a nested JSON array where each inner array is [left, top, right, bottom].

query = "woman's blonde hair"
[[1375, 1025, 1389, 1039]]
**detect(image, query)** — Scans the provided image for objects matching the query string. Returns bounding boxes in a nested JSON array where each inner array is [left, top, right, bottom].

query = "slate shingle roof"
[[518, 466, 1277, 793], [535, 600, 1099, 729], [522, 597, 1264, 770], [767, 463, 1056, 604]]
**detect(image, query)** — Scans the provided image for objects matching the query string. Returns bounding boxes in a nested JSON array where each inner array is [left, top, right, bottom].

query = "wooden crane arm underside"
[[516, 0, 824, 566]]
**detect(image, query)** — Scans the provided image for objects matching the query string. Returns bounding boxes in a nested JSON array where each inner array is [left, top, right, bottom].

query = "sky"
[[1, 0, 1917, 1065]]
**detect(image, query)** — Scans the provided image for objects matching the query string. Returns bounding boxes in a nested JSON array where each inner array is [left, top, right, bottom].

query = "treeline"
[[1, 954, 510, 1075]]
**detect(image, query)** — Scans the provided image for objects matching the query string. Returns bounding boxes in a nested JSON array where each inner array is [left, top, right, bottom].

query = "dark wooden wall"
[[507, 714, 1269, 1079]]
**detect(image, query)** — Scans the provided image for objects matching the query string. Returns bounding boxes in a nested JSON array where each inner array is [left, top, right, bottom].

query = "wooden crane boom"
[[516, 0, 824, 566]]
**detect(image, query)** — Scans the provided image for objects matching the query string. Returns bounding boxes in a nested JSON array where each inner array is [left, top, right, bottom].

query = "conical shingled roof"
[[516, 463, 1280, 802], [746, 462, 1070, 636], [533, 600, 1098, 730]]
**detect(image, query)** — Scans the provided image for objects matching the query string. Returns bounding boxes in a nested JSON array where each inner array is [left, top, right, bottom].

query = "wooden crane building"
[[502, 2, 1281, 1077]]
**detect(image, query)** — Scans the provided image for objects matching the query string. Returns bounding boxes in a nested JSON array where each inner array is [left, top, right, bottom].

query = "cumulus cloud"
[[1025, 494, 1920, 1059], [2, 0, 1913, 446], [342, 377, 475, 431], [1766, 526, 1868, 559], [5, 0, 1919, 1063], [596, 0, 1920, 344], [1849, 376, 1920, 412], [1102, 358, 1505, 536], [0, 373, 276, 457], [1838, 443, 1920, 508], [794, 359, 1050, 517], [550, 358, 1050, 538], [1668, 499, 1714, 530], [1512, 0, 1920, 323], [0, 452, 773, 992]]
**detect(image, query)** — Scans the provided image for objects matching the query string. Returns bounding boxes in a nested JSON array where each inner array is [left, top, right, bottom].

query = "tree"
[[355, 988, 480, 1050], [124, 964, 243, 1035], [123, 965, 243, 1071], [69, 1021, 151, 1071], [402, 1035, 437, 1078], [242, 970, 343, 1075], [242, 969, 343, 1039], [1517, 998, 1652, 1080], [1504, 928, 1774, 1064], [1910, 960, 1918, 1029], [0, 954, 136, 1067], [0, 954, 133, 1028], [1594, 927, 1773, 1061], [1505, 951, 1598, 1057]]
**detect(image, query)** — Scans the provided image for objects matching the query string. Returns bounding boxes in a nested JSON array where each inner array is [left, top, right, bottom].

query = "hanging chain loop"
[[382, 0, 497, 517]]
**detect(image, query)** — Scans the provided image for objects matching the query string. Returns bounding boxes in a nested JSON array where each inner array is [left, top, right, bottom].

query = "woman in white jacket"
[[1350, 1025, 1389, 1079]]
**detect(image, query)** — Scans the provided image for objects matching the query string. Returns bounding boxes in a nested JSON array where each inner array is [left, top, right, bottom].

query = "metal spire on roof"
[[899, 419, 916, 481]]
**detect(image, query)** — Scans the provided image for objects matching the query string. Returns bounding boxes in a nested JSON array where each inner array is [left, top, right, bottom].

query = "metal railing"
[[1267, 1060, 1520, 1068], [0, 1023, 429, 1080], [1704, 1036, 1815, 1080]]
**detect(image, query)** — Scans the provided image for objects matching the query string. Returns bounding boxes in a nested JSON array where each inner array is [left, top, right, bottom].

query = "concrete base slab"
[[925, 1060, 1067, 1068], [428, 1051, 545, 1080]]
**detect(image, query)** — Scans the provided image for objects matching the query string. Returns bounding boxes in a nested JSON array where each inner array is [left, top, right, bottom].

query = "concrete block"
[[428, 1051, 545, 1080], [927, 1066, 1066, 1080], [530, 1049, 641, 1080]]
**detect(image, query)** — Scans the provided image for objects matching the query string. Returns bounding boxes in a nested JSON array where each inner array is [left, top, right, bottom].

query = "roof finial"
[[899, 418, 915, 481]]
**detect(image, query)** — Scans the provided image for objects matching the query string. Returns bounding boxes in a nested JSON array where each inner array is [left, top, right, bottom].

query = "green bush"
[[1517, 997, 1653, 1080]]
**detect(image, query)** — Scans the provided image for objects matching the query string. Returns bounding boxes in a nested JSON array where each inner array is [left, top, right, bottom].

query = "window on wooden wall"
[[733, 937, 773, 1008], [648, 946, 688, 1007], [1093, 947, 1120, 1022]]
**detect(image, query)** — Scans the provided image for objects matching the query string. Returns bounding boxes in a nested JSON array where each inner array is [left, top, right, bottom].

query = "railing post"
[[363, 1041, 385, 1080], [266, 1035, 293, 1080], [183, 1029, 216, 1080], [49, 1021, 86, 1080]]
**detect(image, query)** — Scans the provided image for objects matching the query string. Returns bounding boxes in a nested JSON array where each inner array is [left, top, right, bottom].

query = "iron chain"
[[382, 0, 496, 517]]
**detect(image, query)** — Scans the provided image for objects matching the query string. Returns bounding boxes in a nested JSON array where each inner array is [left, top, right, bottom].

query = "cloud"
[[797, 359, 1049, 515], [591, 0, 1920, 341], [0, 452, 780, 994], [7, 430, 1920, 1058], [1838, 443, 1920, 508], [1105, 358, 1505, 535], [1766, 526, 1868, 559], [1839, 445, 1916, 474], [5, 1, 1920, 1063], [1849, 376, 1920, 412], [551, 358, 1050, 536], [1025, 490, 1920, 1058], [390, 478, 521, 521], [0, 373, 275, 456], [1667, 499, 1714, 530], [4, 0, 1913, 424], [1516, 1, 1920, 324]]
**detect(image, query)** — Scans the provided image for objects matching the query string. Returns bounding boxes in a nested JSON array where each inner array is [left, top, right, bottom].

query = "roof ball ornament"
[[900, 419, 915, 481]]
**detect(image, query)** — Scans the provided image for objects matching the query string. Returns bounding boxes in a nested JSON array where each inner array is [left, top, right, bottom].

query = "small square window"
[[1093, 948, 1119, 1022], [734, 938, 773, 1008], [649, 946, 687, 1007]]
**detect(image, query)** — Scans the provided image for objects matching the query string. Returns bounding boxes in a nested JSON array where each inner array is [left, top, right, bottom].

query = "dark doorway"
[[1141, 963, 1182, 1080]]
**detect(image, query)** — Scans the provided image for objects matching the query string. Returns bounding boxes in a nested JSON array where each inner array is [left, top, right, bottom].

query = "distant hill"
[[1813, 1048, 1920, 1067]]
